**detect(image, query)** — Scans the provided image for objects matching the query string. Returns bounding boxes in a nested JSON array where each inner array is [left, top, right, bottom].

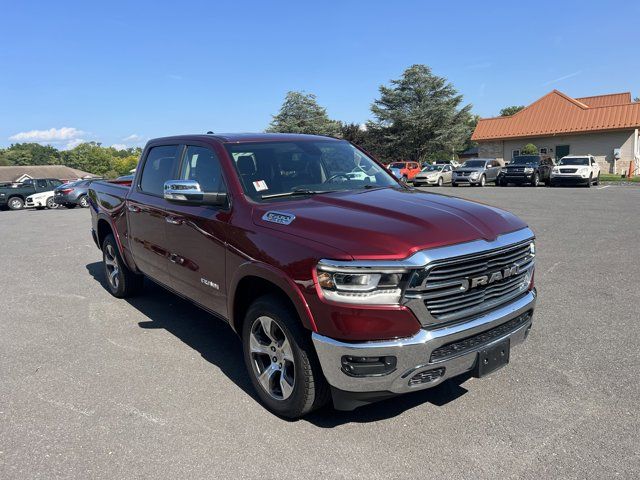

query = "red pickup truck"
[[89, 133, 536, 418]]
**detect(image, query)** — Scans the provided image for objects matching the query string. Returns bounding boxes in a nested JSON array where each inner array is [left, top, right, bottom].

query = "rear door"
[[163, 143, 229, 317], [126, 144, 182, 287]]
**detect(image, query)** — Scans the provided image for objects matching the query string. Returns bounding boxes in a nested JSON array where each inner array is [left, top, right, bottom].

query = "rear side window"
[[140, 145, 180, 195], [179, 146, 226, 193], [36, 179, 47, 188]]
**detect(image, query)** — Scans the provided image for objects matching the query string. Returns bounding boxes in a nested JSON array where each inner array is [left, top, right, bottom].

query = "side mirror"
[[164, 180, 227, 206]]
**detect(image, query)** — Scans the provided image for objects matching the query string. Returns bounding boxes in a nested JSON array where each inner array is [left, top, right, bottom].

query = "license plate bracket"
[[475, 339, 510, 377]]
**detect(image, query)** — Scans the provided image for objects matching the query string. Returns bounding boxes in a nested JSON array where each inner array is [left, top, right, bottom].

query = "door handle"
[[165, 216, 184, 225], [127, 204, 141, 213]]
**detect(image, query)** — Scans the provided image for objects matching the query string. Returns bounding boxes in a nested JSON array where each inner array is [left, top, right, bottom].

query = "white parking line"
[[597, 185, 610, 190]]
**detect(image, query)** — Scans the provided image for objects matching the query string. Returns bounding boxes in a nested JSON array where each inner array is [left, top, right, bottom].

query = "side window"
[[180, 145, 226, 193], [50, 180, 63, 187], [140, 145, 180, 196], [36, 179, 47, 189]]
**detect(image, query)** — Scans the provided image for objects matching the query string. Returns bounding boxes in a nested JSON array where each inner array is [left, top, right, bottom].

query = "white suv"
[[550, 155, 601, 187]]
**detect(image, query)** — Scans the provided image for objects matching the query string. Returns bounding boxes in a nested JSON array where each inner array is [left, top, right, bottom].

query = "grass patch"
[[600, 174, 640, 183]]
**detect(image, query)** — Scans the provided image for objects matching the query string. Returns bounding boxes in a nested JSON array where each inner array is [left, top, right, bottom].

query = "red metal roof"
[[472, 90, 640, 141]]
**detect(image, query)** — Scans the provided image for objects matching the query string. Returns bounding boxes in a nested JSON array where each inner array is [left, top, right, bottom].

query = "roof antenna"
[[206, 131, 214, 134]]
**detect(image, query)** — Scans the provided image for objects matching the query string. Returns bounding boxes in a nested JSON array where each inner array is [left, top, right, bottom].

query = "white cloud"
[[543, 71, 582, 86], [62, 138, 86, 150], [9, 127, 85, 142], [111, 143, 128, 151], [122, 134, 142, 142]]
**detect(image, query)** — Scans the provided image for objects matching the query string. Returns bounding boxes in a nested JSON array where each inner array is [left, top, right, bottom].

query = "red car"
[[388, 161, 422, 181], [89, 133, 537, 418]]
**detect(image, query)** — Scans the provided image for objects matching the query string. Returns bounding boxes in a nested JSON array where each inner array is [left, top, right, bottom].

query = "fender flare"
[[227, 261, 317, 334], [95, 213, 138, 272]]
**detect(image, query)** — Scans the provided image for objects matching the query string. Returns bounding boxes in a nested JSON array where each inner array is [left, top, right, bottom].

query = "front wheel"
[[8, 197, 24, 210], [586, 174, 592, 188], [437, 177, 443, 187], [242, 295, 329, 418], [478, 175, 486, 187], [78, 195, 89, 208], [531, 173, 540, 187], [594, 173, 600, 186]]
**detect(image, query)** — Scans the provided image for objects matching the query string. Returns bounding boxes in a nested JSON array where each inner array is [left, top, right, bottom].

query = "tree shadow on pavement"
[[86, 261, 470, 426]]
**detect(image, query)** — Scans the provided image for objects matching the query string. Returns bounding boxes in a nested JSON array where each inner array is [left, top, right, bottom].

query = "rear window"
[[140, 145, 180, 196]]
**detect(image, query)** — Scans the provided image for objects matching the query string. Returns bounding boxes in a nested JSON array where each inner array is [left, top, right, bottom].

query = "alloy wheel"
[[249, 316, 295, 401], [9, 198, 23, 210], [79, 196, 89, 208], [46, 197, 58, 209], [104, 244, 120, 290]]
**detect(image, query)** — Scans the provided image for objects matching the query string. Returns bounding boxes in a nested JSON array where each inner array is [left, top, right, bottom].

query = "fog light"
[[341, 355, 397, 377]]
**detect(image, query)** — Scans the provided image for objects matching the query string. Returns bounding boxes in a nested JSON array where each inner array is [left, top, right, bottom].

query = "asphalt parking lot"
[[1, 185, 639, 479]]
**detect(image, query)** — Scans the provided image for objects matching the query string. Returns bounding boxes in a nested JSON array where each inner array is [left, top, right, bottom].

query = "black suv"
[[498, 155, 555, 187]]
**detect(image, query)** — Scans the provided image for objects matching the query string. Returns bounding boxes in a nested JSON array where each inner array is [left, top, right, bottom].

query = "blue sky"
[[1, 0, 638, 150]]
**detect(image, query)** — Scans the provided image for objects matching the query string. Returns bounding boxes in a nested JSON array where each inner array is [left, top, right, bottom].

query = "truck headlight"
[[524, 167, 534, 173], [316, 265, 409, 305]]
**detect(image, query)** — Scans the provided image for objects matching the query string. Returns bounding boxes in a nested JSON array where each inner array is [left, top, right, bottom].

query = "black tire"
[[242, 294, 330, 418], [8, 197, 24, 210], [478, 175, 486, 187], [594, 173, 600, 186], [413, 182, 422, 187], [78, 195, 89, 208], [586, 174, 592, 188], [437, 177, 443, 187], [66, 204, 77, 209], [46, 197, 58, 209], [102, 234, 143, 298], [531, 173, 540, 187], [452, 182, 458, 187]]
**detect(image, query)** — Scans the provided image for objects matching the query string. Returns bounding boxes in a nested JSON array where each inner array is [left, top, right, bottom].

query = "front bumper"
[[500, 173, 535, 183], [551, 175, 589, 185], [25, 197, 46, 207], [452, 175, 481, 184], [312, 290, 535, 399]]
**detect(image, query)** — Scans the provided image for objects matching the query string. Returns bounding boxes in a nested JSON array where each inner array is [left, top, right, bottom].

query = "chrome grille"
[[560, 168, 577, 173], [506, 167, 524, 173], [405, 241, 534, 324]]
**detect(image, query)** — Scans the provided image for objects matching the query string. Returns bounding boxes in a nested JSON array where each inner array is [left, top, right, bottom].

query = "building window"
[[539, 147, 548, 155]]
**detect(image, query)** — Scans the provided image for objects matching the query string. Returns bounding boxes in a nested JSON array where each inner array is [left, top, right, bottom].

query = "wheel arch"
[[228, 263, 317, 337]]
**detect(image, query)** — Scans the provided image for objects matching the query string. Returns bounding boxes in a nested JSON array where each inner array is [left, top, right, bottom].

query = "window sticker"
[[253, 180, 268, 191]]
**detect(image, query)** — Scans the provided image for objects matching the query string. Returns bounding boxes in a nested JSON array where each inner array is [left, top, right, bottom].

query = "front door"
[[164, 144, 229, 318], [127, 144, 181, 287], [556, 145, 570, 162]]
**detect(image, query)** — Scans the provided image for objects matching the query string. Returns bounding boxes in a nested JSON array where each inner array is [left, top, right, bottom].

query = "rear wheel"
[[78, 195, 89, 208], [8, 197, 24, 210], [102, 234, 143, 298], [46, 197, 58, 209], [242, 295, 329, 418]]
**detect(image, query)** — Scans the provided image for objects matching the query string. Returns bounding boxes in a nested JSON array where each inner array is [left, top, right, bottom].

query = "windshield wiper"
[[261, 188, 335, 199]]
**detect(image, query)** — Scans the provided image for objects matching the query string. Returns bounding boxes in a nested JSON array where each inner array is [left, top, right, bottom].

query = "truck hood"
[[251, 187, 527, 260]]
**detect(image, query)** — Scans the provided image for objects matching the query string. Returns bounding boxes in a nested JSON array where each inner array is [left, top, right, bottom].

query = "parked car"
[[413, 164, 453, 187], [452, 159, 502, 187], [498, 155, 555, 187], [54, 179, 98, 208], [388, 161, 421, 182], [0, 178, 64, 210], [550, 155, 601, 187], [25, 190, 59, 210], [89, 133, 537, 418]]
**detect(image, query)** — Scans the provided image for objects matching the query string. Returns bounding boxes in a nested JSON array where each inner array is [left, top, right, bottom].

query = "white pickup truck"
[[550, 155, 601, 187]]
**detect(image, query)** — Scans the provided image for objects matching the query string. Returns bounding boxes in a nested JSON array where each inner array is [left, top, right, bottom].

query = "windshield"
[[226, 140, 398, 201], [559, 157, 589, 166], [422, 165, 442, 172], [460, 160, 487, 168], [512, 155, 540, 165]]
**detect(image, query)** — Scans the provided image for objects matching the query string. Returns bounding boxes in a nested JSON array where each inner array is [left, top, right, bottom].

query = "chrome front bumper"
[[312, 290, 536, 394]]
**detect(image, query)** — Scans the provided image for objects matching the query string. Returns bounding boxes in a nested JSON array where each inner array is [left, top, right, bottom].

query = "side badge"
[[262, 211, 296, 225]]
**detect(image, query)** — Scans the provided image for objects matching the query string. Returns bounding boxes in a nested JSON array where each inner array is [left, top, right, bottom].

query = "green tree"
[[61, 142, 114, 176], [0, 143, 61, 166], [521, 143, 538, 155], [499, 105, 525, 116], [267, 91, 341, 136], [368, 64, 473, 162]]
